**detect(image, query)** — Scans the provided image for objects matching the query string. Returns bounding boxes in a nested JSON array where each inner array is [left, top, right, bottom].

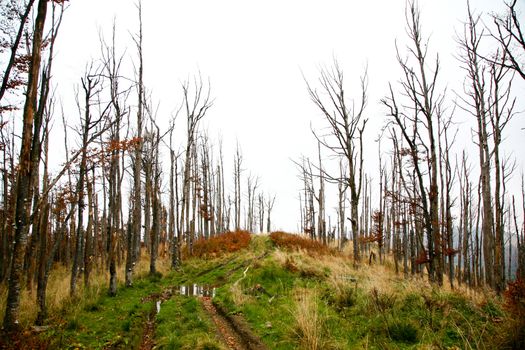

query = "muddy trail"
[[139, 288, 174, 350], [138, 311, 156, 350], [201, 296, 268, 350], [138, 254, 269, 350], [200, 252, 269, 350]]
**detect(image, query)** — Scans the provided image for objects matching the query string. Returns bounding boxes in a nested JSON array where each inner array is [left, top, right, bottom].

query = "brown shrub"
[[500, 279, 525, 349], [185, 230, 252, 259], [504, 278, 525, 316], [269, 231, 336, 256]]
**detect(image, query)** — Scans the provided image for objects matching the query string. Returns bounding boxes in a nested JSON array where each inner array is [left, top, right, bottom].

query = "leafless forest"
[[0, 0, 524, 333]]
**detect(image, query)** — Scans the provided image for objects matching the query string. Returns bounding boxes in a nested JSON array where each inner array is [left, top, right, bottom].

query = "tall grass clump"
[[292, 288, 326, 350]]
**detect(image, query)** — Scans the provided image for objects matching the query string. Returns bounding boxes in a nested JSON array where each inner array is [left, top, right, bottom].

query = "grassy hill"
[[1, 232, 523, 349]]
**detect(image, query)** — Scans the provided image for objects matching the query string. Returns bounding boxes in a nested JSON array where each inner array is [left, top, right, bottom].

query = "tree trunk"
[[3, 0, 48, 330]]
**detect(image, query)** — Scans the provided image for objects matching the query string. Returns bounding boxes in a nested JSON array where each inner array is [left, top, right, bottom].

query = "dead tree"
[[258, 193, 265, 233], [246, 174, 259, 233], [316, 144, 326, 244], [125, 0, 145, 287], [0, 0, 36, 106], [493, 0, 525, 81], [457, 5, 516, 291], [233, 142, 243, 231], [168, 117, 181, 268], [458, 152, 473, 286], [489, 55, 515, 292], [297, 157, 316, 239], [70, 64, 104, 296], [458, 8, 495, 287], [305, 60, 367, 263], [179, 75, 212, 258], [147, 118, 163, 276], [215, 139, 227, 234], [337, 159, 348, 249], [100, 24, 130, 296], [437, 112, 457, 289], [382, 1, 444, 284], [3, 0, 49, 330], [265, 194, 276, 233]]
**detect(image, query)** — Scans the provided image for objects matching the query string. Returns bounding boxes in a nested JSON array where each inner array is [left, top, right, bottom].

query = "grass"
[[155, 297, 225, 350], [214, 233, 511, 349], [292, 288, 325, 350], [0, 233, 518, 349], [44, 274, 165, 349], [0, 250, 172, 330]]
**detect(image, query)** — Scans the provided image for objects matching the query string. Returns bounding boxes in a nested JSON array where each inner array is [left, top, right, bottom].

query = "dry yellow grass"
[[292, 288, 323, 350], [230, 282, 251, 306], [273, 240, 494, 312], [0, 251, 171, 328]]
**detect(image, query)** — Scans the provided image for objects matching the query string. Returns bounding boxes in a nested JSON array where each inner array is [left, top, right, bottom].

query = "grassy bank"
[[1, 232, 521, 349]]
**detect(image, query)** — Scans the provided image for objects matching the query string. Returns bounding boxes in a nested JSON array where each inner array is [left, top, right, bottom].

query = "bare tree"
[[3, 0, 49, 330], [70, 64, 104, 296], [246, 174, 259, 233], [382, 1, 444, 284], [233, 142, 243, 231], [0, 0, 36, 106], [457, 3, 517, 291], [305, 60, 368, 263], [266, 194, 276, 233], [125, 0, 145, 287], [493, 0, 525, 80], [179, 75, 212, 257]]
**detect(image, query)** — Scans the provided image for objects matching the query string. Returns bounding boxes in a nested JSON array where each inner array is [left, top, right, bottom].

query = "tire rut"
[[200, 297, 268, 350]]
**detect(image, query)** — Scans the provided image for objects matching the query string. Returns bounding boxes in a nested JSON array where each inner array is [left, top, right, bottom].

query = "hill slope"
[[1, 233, 521, 349]]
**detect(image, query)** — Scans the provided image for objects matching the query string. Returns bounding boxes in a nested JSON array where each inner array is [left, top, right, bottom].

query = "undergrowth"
[[184, 230, 252, 259], [269, 231, 335, 255], [216, 233, 512, 349], [0, 233, 519, 349], [0, 251, 171, 330], [155, 297, 225, 350]]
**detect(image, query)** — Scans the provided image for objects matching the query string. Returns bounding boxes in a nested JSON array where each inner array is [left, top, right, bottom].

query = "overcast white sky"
[[52, 0, 524, 232]]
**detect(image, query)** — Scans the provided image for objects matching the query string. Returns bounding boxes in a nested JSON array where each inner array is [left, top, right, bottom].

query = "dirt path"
[[138, 309, 156, 350], [139, 288, 174, 350], [138, 253, 269, 350], [200, 297, 268, 350]]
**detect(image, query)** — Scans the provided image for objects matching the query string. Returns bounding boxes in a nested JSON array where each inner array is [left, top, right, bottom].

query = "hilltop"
[[1, 232, 522, 349]]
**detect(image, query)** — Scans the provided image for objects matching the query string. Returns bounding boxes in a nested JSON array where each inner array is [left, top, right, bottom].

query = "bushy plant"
[[388, 322, 418, 344], [504, 278, 525, 317], [185, 230, 251, 258], [269, 231, 335, 255], [500, 279, 525, 349], [323, 286, 356, 313]]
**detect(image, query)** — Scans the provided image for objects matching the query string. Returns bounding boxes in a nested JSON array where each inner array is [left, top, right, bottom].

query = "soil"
[[201, 297, 268, 350], [139, 253, 270, 350], [0, 328, 49, 350], [139, 288, 175, 350], [138, 309, 156, 350]]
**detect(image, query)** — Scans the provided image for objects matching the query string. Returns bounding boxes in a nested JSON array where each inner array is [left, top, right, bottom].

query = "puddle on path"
[[178, 284, 217, 298]]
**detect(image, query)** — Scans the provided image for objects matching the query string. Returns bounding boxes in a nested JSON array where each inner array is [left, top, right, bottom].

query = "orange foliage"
[[269, 231, 335, 256], [415, 250, 430, 265], [185, 230, 251, 259], [504, 279, 525, 317]]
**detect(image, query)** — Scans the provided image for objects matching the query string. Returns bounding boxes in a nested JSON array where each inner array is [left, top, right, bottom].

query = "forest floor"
[[1, 232, 523, 349]]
